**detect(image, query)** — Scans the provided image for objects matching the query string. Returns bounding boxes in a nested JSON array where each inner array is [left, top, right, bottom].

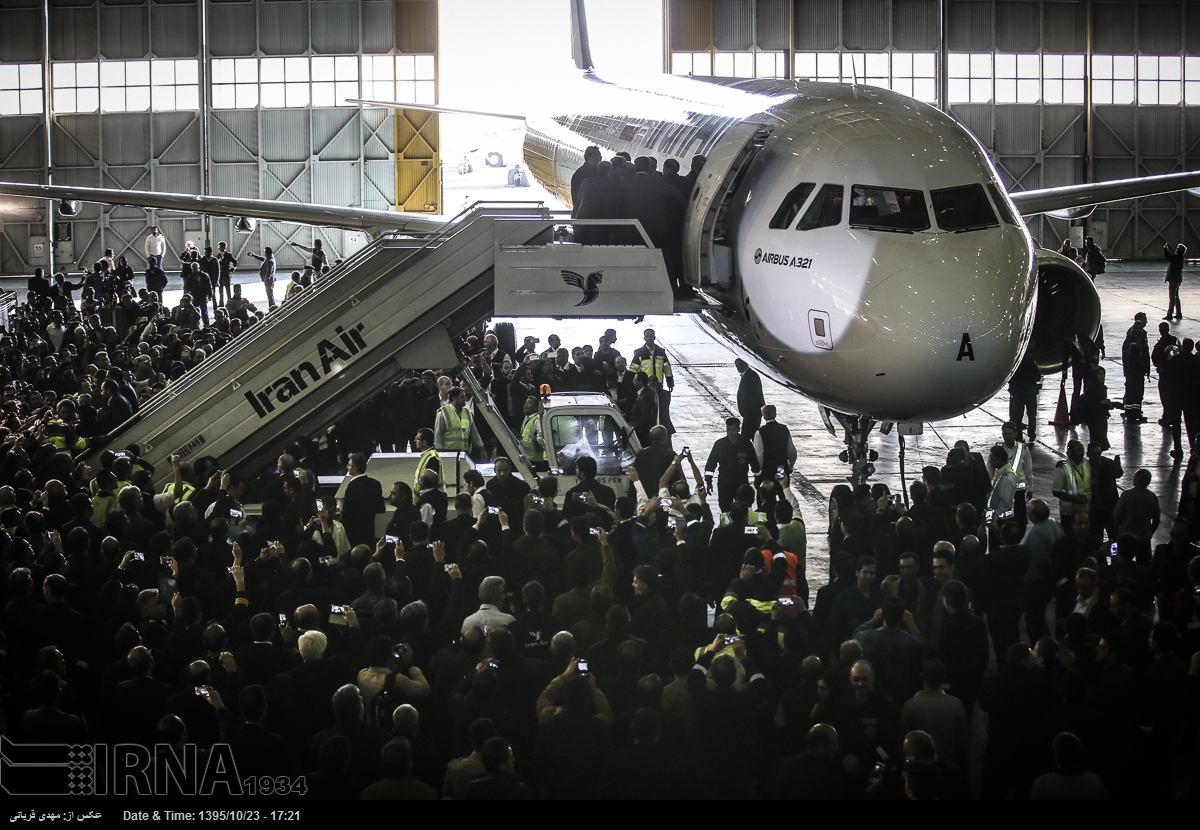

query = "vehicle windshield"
[[931, 183, 999, 230], [551, 413, 636, 475], [849, 185, 930, 231]]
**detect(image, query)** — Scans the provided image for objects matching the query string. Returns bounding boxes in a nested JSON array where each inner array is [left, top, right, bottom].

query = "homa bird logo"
[[561, 270, 603, 306]]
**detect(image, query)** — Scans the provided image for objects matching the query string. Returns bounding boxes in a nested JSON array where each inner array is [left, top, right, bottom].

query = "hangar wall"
[[666, 0, 1200, 259], [0, 0, 439, 276], [3, 0, 1198, 273]]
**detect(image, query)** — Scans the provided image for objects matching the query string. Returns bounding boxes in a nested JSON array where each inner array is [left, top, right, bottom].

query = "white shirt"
[[144, 232, 165, 258]]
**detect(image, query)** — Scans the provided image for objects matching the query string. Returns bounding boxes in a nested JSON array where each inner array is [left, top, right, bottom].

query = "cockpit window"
[[769, 182, 816, 229], [987, 182, 1019, 225], [797, 184, 844, 230], [931, 184, 999, 231], [848, 185, 930, 231]]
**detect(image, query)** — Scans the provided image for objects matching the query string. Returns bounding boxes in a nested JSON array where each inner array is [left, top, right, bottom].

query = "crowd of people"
[[2, 263, 1200, 799], [570, 146, 706, 297]]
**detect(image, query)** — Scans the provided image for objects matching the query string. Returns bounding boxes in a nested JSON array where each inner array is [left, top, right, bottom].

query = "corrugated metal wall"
[[0, 0, 399, 276], [664, 0, 1200, 258]]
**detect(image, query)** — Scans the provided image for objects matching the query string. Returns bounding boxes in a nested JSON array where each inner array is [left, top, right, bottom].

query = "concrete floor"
[[500, 262, 1200, 584]]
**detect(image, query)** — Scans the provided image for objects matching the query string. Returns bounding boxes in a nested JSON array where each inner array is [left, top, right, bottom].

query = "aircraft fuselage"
[[524, 74, 1038, 424]]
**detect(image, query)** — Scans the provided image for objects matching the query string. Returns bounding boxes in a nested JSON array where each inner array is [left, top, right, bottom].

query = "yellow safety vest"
[[440, 405, 471, 452], [520, 414, 543, 462], [990, 464, 1016, 518], [160, 481, 196, 503], [1060, 460, 1091, 514], [413, 448, 442, 497], [1009, 442, 1027, 490], [632, 346, 673, 383]]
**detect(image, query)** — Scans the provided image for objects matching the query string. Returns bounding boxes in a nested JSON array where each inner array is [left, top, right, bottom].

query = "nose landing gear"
[[820, 408, 879, 484]]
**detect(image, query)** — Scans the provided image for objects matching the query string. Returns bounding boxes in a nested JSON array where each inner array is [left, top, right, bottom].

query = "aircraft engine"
[[1026, 248, 1103, 374]]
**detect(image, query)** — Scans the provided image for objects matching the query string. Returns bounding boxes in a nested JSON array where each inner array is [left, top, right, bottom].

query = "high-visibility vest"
[[161, 481, 196, 503], [1009, 442, 1027, 490], [520, 414, 543, 462], [1060, 460, 1091, 514], [440, 405, 471, 451], [990, 464, 1016, 518], [632, 346, 673, 383], [761, 548, 802, 598], [718, 509, 765, 527], [413, 448, 441, 496]]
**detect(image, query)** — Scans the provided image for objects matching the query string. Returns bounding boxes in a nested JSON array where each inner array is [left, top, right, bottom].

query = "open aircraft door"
[[682, 120, 772, 289]]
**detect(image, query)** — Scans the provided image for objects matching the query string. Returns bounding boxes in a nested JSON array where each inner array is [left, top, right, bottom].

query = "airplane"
[[4, 0, 1200, 483]]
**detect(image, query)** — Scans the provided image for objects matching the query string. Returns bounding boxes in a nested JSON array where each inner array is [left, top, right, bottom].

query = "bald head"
[[807, 723, 839, 755]]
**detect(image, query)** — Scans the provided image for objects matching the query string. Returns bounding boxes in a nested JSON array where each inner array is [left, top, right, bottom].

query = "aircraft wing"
[[1009, 169, 1200, 216], [0, 180, 447, 235]]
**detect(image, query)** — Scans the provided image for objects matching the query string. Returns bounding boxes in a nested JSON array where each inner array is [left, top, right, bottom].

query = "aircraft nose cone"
[[859, 230, 1034, 420]]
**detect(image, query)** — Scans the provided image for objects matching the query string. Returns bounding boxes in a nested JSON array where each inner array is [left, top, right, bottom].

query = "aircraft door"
[[682, 120, 771, 289]]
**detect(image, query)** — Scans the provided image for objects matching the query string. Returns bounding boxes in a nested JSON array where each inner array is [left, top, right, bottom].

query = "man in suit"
[[735, 359, 765, 442], [937, 579, 989, 718], [111, 646, 173, 746], [341, 452, 384, 548], [232, 684, 295, 778], [234, 613, 298, 685]]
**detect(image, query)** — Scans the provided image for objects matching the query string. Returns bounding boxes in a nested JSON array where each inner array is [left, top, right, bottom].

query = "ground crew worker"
[[1051, 439, 1091, 526], [518, 396, 546, 471], [412, 428, 442, 498], [434, 387, 486, 459], [989, 421, 1033, 530], [631, 328, 675, 435], [284, 270, 304, 302], [987, 445, 1017, 525]]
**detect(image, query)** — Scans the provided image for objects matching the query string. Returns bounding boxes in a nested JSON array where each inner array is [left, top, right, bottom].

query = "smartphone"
[[330, 605, 345, 616], [682, 446, 690, 456], [486, 660, 499, 670], [576, 659, 589, 673], [869, 762, 886, 784], [194, 686, 210, 698], [777, 466, 786, 478], [278, 613, 287, 626], [159, 556, 171, 567], [531, 495, 544, 505], [487, 506, 500, 514], [589, 527, 599, 536], [778, 596, 796, 607], [985, 509, 996, 524], [549, 467, 562, 476], [444, 563, 454, 572], [1110, 542, 1119, 555], [384, 534, 399, 545], [666, 517, 677, 530], [744, 526, 758, 535], [228, 508, 243, 519], [132, 552, 145, 561], [158, 576, 176, 596], [724, 635, 741, 647], [576, 494, 588, 503]]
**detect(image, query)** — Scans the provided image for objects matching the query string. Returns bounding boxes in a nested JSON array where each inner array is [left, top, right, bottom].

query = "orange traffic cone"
[[1049, 379, 1071, 426]]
